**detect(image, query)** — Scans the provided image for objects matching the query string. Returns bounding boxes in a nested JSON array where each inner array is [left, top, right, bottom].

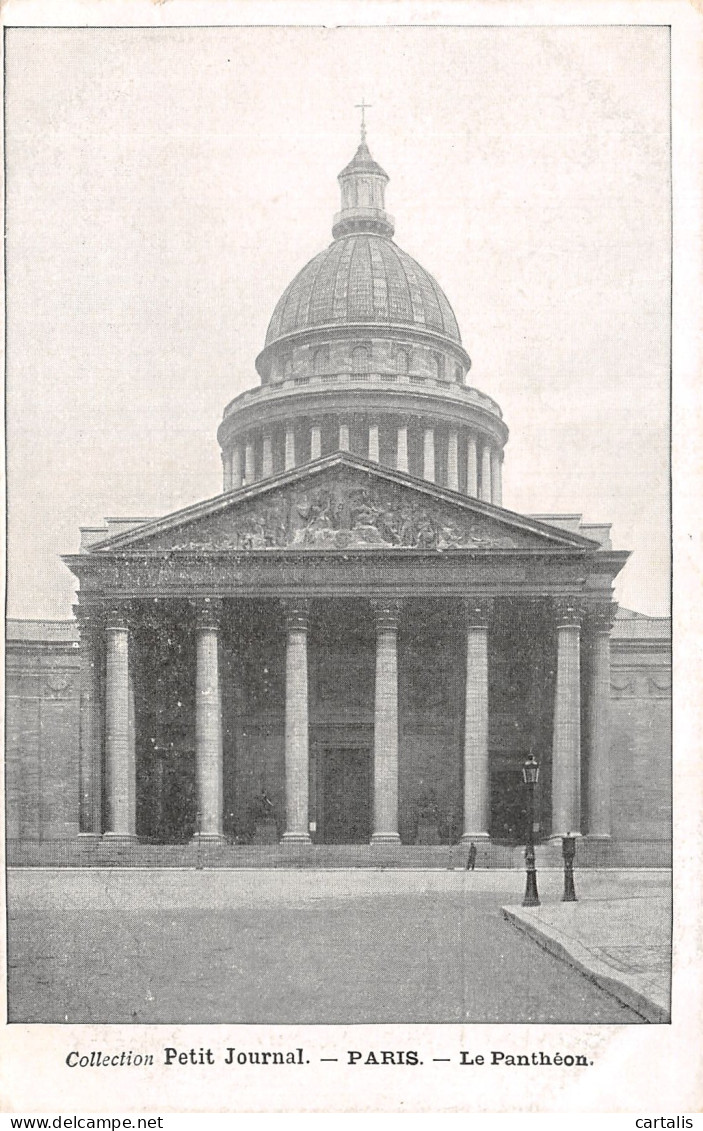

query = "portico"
[[5, 126, 670, 871], [66, 453, 625, 850]]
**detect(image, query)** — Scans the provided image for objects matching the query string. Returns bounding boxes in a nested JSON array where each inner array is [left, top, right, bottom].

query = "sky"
[[5, 25, 671, 618]]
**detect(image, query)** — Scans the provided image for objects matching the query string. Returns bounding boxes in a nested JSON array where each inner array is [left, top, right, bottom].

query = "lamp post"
[[522, 753, 540, 907], [562, 836, 577, 901]]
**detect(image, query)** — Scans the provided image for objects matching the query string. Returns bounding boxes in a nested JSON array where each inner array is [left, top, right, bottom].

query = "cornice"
[[217, 383, 508, 447]]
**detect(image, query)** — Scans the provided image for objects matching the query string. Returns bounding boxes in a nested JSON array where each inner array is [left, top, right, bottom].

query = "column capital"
[[282, 600, 310, 632], [462, 598, 494, 629], [584, 600, 619, 633], [553, 598, 586, 628], [104, 602, 131, 631], [193, 597, 222, 630], [73, 600, 104, 631], [371, 599, 403, 631]]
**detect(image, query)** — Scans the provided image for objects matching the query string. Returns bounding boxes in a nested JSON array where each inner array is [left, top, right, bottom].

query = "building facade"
[[6, 132, 671, 863]]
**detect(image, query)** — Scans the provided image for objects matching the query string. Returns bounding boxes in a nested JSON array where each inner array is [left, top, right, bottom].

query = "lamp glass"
[[522, 757, 540, 785]]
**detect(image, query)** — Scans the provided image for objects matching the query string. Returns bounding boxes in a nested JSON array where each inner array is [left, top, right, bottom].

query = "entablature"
[[218, 378, 506, 447], [65, 547, 628, 603]]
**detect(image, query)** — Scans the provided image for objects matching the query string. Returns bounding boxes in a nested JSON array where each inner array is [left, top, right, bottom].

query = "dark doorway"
[[490, 770, 529, 845], [138, 747, 197, 843], [320, 748, 371, 843]]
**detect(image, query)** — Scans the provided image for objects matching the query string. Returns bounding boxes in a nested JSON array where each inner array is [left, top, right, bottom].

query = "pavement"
[[502, 890, 671, 1023], [8, 866, 670, 1024]]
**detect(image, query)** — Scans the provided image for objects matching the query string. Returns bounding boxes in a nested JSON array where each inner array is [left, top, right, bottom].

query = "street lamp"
[[562, 836, 577, 901], [522, 753, 540, 907]]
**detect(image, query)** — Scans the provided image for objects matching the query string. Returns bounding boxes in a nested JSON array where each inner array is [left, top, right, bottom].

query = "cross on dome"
[[355, 98, 372, 142]]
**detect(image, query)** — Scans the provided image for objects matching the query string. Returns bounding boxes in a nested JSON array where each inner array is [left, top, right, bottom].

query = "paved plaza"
[[8, 868, 669, 1025]]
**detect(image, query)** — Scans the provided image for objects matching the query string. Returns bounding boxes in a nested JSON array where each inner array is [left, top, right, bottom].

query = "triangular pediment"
[[89, 454, 600, 554]]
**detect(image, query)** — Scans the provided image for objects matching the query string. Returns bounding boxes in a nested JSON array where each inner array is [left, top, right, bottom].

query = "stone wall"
[[609, 610, 671, 844], [5, 621, 81, 840], [268, 334, 466, 385]]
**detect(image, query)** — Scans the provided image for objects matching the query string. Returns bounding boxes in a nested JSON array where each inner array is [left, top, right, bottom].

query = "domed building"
[[6, 128, 671, 866], [217, 132, 507, 504]]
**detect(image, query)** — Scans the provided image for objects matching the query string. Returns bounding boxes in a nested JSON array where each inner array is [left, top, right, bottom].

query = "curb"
[[501, 905, 670, 1024]]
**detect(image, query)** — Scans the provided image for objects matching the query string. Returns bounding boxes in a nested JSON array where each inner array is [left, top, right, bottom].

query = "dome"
[[220, 127, 506, 504], [264, 232, 462, 346]]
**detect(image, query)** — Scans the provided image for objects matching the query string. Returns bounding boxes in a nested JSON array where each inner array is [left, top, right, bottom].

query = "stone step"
[[7, 838, 671, 869]]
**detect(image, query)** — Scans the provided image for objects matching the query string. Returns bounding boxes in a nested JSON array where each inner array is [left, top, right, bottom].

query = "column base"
[[548, 832, 583, 844], [281, 832, 312, 844], [371, 833, 401, 844], [77, 832, 101, 843], [460, 832, 491, 844], [102, 833, 138, 843], [191, 833, 226, 844]]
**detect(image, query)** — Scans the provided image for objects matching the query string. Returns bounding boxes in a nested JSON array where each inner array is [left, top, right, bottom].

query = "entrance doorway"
[[137, 747, 197, 843], [490, 770, 529, 845], [319, 748, 371, 843]]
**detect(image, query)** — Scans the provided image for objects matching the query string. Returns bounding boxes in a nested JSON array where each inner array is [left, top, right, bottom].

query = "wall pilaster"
[[586, 602, 618, 838], [75, 602, 103, 839]]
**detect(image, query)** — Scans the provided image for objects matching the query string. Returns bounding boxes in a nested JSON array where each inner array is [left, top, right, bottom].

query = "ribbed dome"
[[265, 233, 461, 346]]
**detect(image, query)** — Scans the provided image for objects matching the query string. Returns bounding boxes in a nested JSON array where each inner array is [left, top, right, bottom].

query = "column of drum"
[[223, 419, 503, 503]]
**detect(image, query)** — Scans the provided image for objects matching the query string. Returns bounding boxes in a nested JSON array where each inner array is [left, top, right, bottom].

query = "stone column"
[[466, 434, 478, 497], [262, 430, 274, 478], [222, 450, 232, 492], [551, 602, 583, 838], [368, 423, 380, 462], [104, 605, 136, 840], [447, 429, 459, 491], [231, 443, 242, 490], [283, 603, 311, 843], [244, 436, 256, 485], [338, 421, 350, 451], [480, 444, 492, 502], [491, 450, 503, 506], [310, 421, 322, 461], [423, 427, 435, 483], [285, 426, 296, 470], [371, 601, 402, 843], [587, 603, 617, 839], [194, 599, 224, 840], [396, 423, 409, 473], [76, 604, 102, 839], [461, 600, 492, 842]]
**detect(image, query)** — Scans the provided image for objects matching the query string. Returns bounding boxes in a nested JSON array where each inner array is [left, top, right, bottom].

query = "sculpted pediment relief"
[[116, 465, 569, 554]]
